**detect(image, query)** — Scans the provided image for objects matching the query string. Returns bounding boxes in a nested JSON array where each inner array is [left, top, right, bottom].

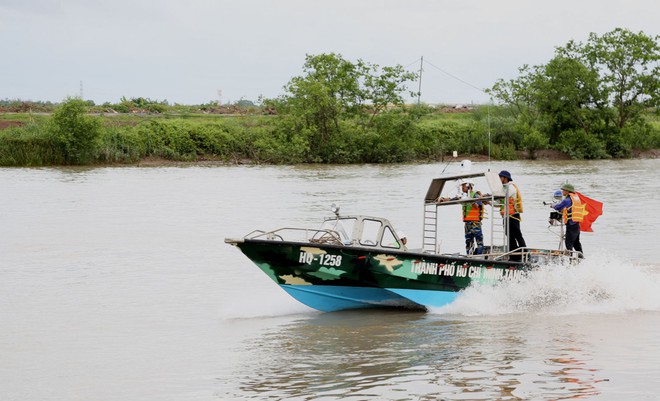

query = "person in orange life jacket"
[[437, 181, 485, 255], [498, 170, 526, 261], [553, 183, 584, 255]]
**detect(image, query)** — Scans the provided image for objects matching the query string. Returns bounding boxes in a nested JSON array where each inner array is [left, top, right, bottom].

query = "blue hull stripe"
[[385, 288, 458, 308], [280, 285, 423, 312]]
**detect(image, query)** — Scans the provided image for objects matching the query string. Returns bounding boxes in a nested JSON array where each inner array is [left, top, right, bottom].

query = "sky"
[[1, 0, 658, 106]]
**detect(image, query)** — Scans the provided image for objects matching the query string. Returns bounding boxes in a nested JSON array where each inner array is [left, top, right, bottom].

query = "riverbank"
[[2, 104, 659, 167], [122, 149, 659, 168]]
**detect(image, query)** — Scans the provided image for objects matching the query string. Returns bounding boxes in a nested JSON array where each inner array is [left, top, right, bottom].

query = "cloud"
[[1, 0, 657, 104]]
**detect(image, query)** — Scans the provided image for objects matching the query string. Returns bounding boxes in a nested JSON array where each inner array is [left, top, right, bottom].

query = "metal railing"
[[245, 228, 345, 245], [483, 247, 582, 264]]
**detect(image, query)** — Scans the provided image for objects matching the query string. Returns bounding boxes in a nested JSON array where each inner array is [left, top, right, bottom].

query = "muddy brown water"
[[2, 159, 659, 400]]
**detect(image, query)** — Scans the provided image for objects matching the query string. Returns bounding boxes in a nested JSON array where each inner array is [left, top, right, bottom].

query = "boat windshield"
[[320, 218, 356, 243]]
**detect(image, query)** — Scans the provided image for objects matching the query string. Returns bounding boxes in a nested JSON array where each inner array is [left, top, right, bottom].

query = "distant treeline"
[[0, 96, 263, 115], [0, 98, 658, 167]]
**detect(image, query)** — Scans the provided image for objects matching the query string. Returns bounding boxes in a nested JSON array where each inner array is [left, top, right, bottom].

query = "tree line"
[[487, 28, 659, 159], [0, 27, 658, 166]]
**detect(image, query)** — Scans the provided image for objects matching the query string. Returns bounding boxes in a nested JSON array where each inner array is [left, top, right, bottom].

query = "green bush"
[[97, 126, 146, 163], [490, 143, 517, 160], [50, 97, 102, 164], [620, 121, 660, 150], [416, 118, 491, 158], [556, 129, 609, 159], [250, 126, 308, 163], [133, 120, 197, 160], [0, 124, 64, 166], [459, 122, 489, 155], [489, 115, 523, 149], [604, 131, 632, 158], [362, 113, 417, 163], [416, 120, 464, 157], [413, 125, 444, 160], [521, 127, 549, 159]]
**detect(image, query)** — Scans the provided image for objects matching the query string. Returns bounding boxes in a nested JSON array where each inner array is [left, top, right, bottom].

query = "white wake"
[[432, 252, 660, 316]]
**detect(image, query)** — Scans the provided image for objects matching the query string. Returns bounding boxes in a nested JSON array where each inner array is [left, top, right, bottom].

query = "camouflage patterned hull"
[[235, 239, 525, 312]]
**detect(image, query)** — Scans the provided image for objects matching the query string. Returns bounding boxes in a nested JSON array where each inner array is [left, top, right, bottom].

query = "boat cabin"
[[240, 211, 408, 252], [316, 215, 407, 250]]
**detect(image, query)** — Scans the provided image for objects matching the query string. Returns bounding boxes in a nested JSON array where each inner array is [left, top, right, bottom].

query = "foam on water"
[[432, 252, 660, 316]]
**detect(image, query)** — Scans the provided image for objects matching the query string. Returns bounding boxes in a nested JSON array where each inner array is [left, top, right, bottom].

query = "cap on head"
[[498, 170, 512, 181], [561, 183, 575, 193]]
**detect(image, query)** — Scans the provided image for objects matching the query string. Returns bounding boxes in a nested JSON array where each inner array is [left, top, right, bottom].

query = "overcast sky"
[[1, 0, 658, 105]]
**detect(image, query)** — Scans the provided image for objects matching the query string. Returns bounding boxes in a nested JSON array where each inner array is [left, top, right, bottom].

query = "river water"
[[2, 159, 660, 400]]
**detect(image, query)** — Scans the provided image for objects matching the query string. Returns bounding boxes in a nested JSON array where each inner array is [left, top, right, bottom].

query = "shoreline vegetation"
[[1, 102, 657, 167], [1, 99, 659, 167], [2, 28, 658, 167]]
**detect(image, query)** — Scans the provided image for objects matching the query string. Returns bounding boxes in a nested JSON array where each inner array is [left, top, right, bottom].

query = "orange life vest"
[[500, 183, 524, 217], [462, 191, 483, 222], [563, 193, 585, 223]]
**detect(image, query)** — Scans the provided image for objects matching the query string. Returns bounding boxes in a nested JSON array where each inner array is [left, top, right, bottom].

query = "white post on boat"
[[503, 185, 510, 253], [487, 102, 492, 169], [417, 56, 423, 105]]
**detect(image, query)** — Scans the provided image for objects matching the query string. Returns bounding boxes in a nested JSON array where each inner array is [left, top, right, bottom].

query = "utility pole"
[[79, 80, 83, 99], [417, 56, 423, 105]]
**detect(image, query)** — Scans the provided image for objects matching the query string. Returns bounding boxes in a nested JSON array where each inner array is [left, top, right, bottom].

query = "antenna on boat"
[[441, 150, 458, 174], [487, 103, 492, 169], [417, 56, 423, 105]]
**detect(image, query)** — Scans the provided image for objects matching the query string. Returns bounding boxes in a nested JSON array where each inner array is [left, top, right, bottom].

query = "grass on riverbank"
[[1, 106, 659, 167]]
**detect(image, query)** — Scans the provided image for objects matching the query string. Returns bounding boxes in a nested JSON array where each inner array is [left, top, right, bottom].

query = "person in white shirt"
[[499, 170, 526, 262]]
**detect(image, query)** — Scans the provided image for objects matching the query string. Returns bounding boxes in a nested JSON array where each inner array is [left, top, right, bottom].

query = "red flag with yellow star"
[[576, 192, 603, 232]]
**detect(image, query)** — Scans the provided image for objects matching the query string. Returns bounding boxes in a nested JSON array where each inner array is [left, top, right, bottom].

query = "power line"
[[422, 59, 487, 94], [404, 58, 422, 69]]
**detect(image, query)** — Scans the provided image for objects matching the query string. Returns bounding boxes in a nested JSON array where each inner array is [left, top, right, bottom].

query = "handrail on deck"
[[486, 247, 581, 262], [245, 227, 344, 245]]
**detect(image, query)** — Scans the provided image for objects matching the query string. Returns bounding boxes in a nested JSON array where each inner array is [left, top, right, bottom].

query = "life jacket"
[[462, 191, 483, 222], [500, 183, 524, 217], [563, 193, 585, 223]]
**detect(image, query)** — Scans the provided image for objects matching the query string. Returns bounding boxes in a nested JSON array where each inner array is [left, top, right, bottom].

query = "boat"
[[225, 170, 581, 312]]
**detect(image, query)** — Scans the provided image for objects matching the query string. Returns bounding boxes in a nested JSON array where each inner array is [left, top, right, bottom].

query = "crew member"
[[553, 183, 585, 255], [438, 181, 485, 255], [499, 170, 526, 261]]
